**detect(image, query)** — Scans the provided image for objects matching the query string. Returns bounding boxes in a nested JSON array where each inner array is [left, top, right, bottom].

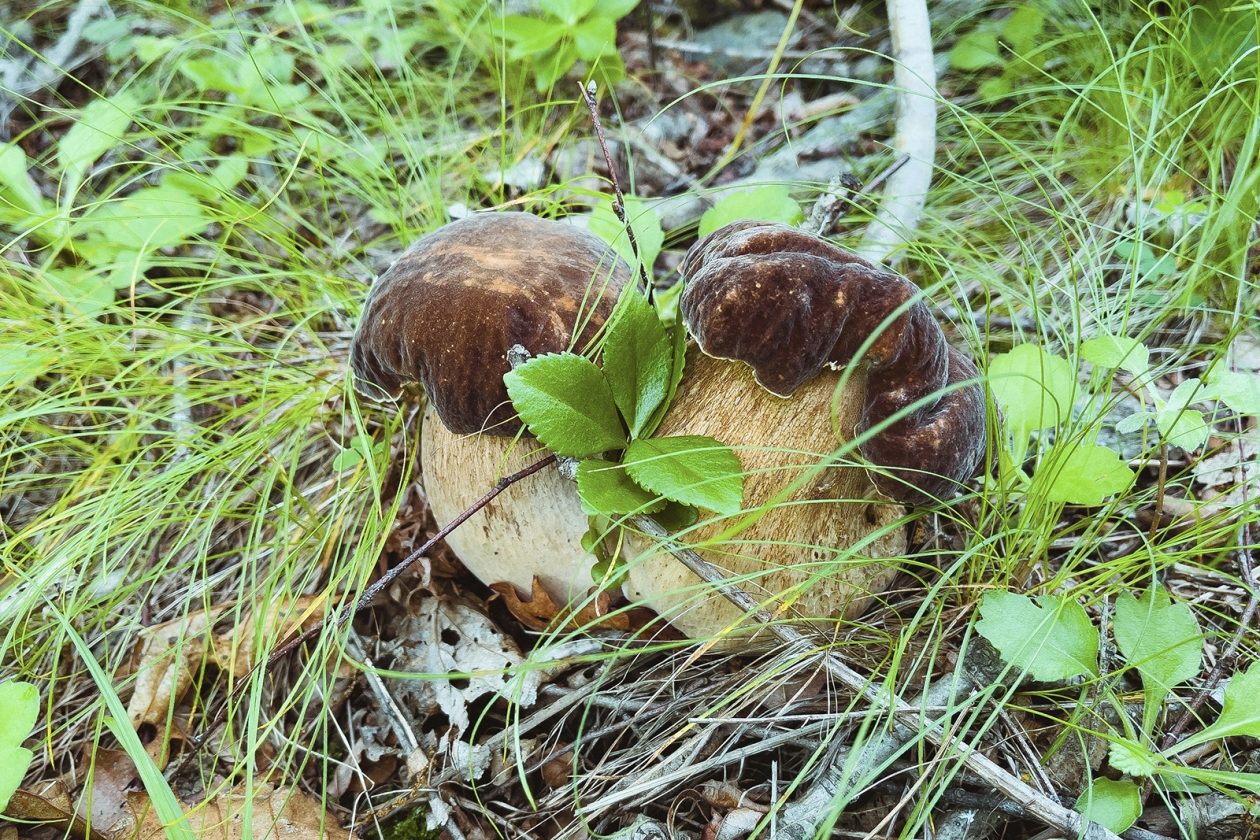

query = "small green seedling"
[[588, 196, 664, 274], [333, 434, 388, 471], [498, 0, 637, 92], [948, 5, 1047, 99], [0, 681, 39, 811], [977, 585, 1260, 814]]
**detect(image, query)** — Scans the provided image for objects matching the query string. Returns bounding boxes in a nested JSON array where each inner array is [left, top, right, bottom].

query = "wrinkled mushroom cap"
[[351, 212, 632, 435], [680, 220, 987, 504]]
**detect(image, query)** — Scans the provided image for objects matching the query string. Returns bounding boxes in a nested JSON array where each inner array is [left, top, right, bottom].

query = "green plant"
[[976, 584, 1260, 833], [0, 681, 38, 811], [948, 5, 1048, 99], [697, 185, 804, 237], [498, 0, 637, 92]]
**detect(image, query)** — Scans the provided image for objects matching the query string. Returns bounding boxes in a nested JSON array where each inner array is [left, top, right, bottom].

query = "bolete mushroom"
[[350, 211, 632, 604], [621, 220, 987, 640]]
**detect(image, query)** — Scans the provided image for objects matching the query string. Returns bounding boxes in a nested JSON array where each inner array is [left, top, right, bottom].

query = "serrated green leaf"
[[1081, 334, 1150, 378], [577, 459, 666, 515], [0, 144, 48, 217], [1114, 411, 1150, 434], [1205, 370, 1260, 416], [975, 592, 1099, 681], [0, 682, 38, 749], [59, 92, 139, 192], [574, 15, 617, 60], [949, 30, 1002, 71], [624, 435, 743, 515], [987, 344, 1076, 443], [1170, 664, 1260, 754], [603, 287, 671, 438], [698, 185, 803, 237], [1156, 406, 1208, 451], [505, 352, 626, 457], [537, 0, 598, 24], [1038, 440, 1135, 506], [1074, 778, 1140, 834], [1109, 739, 1158, 777], [1113, 585, 1202, 734], [0, 745, 33, 812], [588, 196, 663, 273]]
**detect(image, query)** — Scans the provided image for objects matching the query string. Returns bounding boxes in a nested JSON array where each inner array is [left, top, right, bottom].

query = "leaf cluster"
[[977, 586, 1260, 832], [498, 0, 638, 92]]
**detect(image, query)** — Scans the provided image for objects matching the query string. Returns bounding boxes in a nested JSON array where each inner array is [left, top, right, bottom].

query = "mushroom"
[[621, 220, 987, 640], [350, 212, 632, 604]]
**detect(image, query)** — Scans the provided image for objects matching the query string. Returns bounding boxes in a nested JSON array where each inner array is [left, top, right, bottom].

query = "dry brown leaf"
[[490, 576, 681, 639], [208, 594, 326, 678], [126, 607, 225, 730], [2, 784, 106, 840], [122, 781, 349, 840], [77, 747, 141, 834]]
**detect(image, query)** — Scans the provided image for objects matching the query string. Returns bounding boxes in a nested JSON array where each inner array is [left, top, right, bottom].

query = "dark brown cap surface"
[[351, 212, 631, 435], [680, 220, 986, 504]]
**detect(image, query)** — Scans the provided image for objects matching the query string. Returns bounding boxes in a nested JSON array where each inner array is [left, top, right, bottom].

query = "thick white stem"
[[856, 0, 937, 267]]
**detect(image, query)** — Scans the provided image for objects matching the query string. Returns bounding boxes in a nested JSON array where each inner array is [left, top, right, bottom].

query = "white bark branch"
[[856, 0, 937, 267]]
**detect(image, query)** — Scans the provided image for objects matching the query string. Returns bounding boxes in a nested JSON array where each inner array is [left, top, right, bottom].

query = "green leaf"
[[0, 144, 48, 217], [623, 435, 743, 515], [577, 459, 665, 515], [500, 15, 567, 55], [0, 345, 55, 391], [1080, 334, 1150, 378], [1205, 370, 1260, 416], [537, 0, 598, 25], [0, 681, 39, 812], [588, 196, 663, 273], [1038, 441, 1135, 506], [1155, 379, 1208, 450], [43, 268, 118, 318], [1170, 664, 1260, 754], [574, 15, 617, 61], [1158, 765, 1260, 796], [1074, 778, 1140, 834], [975, 592, 1099, 681], [1109, 739, 1158, 777], [533, 39, 580, 91], [1113, 585, 1203, 734], [987, 344, 1076, 442], [59, 92, 139, 199], [698, 185, 804, 237], [650, 500, 699, 531], [1002, 5, 1045, 55], [75, 185, 209, 253], [0, 746, 33, 812], [949, 30, 1002, 71], [505, 352, 627, 458], [0, 682, 38, 749], [592, 0, 639, 20], [603, 287, 671, 438]]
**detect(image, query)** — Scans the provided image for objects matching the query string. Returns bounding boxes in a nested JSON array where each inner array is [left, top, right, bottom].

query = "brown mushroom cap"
[[680, 220, 986, 504], [350, 212, 632, 435]]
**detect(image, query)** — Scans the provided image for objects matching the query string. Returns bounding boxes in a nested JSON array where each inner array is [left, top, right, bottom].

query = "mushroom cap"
[[679, 220, 987, 505], [351, 212, 632, 435]]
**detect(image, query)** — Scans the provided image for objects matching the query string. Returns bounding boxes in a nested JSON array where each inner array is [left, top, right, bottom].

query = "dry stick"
[[579, 82, 650, 291], [800, 157, 908, 240], [627, 514, 1131, 840], [266, 454, 558, 665]]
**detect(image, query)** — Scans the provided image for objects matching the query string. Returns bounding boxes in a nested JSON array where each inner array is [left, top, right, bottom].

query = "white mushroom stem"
[[856, 0, 937, 267]]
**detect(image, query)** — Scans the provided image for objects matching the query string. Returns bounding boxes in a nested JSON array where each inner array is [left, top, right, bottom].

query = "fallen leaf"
[[208, 594, 327, 678], [2, 784, 105, 840], [490, 577, 682, 639], [126, 608, 224, 730], [125, 781, 350, 840]]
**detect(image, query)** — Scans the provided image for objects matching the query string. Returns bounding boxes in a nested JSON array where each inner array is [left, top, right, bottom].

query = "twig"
[[626, 514, 1132, 840], [579, 82, 650, 290], [800, 159, 906, 239], [855, 0, 937, 266], [266, 454, 558, 665]]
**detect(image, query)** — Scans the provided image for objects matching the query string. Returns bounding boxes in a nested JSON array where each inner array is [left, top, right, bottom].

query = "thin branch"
[[580, 82, 650, 290], [627, 514, 1133, 840], [855, 0, 937, 266]]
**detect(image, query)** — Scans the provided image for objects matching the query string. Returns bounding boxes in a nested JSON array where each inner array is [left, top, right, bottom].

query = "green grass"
[[3, 0, 1260, 837]]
